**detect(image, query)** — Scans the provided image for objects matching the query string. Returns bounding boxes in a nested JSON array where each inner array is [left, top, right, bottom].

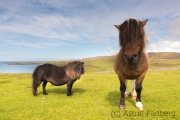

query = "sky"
[[0, 0, 180, 61]]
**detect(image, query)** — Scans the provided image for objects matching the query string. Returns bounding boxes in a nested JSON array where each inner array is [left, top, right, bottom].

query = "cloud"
[[168, 17, 180, 39], [1, 0, 180, 61], [168, 41, 180, 49], [6, 40, 65, 48], [1, 1, 180, 41], [0, 14, 82, 39], [150, 40, 180, 52], [149, 16, 180, 52], [105, 47, 118, 56]]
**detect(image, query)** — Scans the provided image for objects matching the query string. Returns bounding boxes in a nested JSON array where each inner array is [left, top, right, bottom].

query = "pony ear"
[[114, 25, 121, 30], [81, 62, 84, 65], [142, 19, 148, 26]]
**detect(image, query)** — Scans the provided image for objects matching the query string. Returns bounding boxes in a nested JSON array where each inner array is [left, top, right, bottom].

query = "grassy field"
[[0, 69, 180, 120]]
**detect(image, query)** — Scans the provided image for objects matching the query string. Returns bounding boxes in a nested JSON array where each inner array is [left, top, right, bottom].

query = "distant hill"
[[82, 52, 180, 60], [148, 52, 180, 59], [4, 52, 180, 73], [82, 52, 180, 72], [6, 52, 180, 66], [82, 55, 114, 61]]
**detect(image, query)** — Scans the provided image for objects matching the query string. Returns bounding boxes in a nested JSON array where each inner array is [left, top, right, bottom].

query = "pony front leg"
[[135, 71, 146, 110], [42, 81, 48, 95], [67, 81, 74, 96], [135, 82, 143, 110], [119, 78, 126, 109]]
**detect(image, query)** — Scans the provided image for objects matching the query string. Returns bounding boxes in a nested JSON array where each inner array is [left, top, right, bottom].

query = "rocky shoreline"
[[5, 62, 46, 65]]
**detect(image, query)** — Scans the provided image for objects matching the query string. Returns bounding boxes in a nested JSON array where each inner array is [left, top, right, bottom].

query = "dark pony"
[[114, 18, 149, 110], [32, 61, 85, 96]]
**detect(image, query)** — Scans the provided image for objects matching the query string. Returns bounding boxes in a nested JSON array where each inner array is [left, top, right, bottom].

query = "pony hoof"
[[132, 96, 137, 99], [136, 106, 143, 110], [43, 92, 48, 95], [119, 105, 126, 110], [135, 102, 143, 110], [67, 94, 72, 96], [125, 94, 130, 97]]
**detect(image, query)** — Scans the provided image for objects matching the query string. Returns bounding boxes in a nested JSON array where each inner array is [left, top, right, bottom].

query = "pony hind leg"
[[42, 81, 48, 95], [131, 80, 137, 99], [124, 80, 137, 98], [32, 80, 42, 96], [124, 80, 130, 97], [124, 80, 129, 97], [32, 85, 37, 96]]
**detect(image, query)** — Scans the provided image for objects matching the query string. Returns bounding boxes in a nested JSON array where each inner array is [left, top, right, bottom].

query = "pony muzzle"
[[123, 53, 138, 64]]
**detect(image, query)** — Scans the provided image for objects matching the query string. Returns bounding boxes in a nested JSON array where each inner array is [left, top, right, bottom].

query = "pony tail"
[[32, 66, 40, 95]]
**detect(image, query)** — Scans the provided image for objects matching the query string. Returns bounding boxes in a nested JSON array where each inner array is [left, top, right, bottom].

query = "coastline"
[[4, 61, 49, 65]]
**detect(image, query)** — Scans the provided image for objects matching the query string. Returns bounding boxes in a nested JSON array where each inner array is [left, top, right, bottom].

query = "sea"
[[0, 61, 41, 73]]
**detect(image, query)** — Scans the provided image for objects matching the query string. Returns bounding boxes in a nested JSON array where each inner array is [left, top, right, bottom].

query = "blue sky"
[[0, 0, 180, 61]]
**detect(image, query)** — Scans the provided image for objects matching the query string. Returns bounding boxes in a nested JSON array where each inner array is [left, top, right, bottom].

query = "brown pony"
[[114, 18, 149, 110]]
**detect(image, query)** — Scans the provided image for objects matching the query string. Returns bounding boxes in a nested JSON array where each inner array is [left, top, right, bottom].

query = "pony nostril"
[[133, 54, 138, 58], [124, 54, 127, 58]]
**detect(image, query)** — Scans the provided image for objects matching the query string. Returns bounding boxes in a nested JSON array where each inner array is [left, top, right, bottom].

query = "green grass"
[[0, 70, 180, 120], [83, 59, 114, 73]]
